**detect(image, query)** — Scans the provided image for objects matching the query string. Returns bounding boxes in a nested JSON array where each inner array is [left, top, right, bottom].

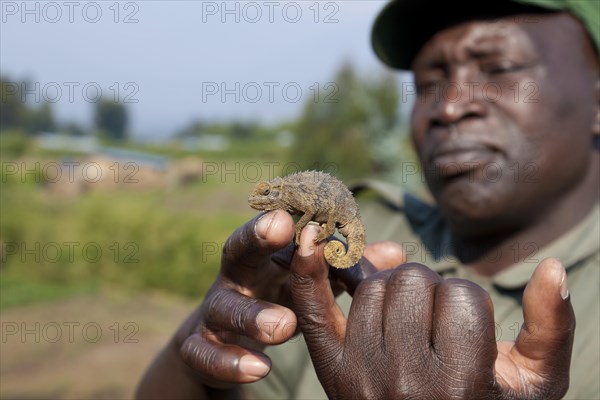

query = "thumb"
[[290, 223, 345, 371], [515, 258, 575, 378], [363, 241, 406, 271]]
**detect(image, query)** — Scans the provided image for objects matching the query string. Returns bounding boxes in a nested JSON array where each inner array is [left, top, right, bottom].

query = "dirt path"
[[1, 290, 197, 399]]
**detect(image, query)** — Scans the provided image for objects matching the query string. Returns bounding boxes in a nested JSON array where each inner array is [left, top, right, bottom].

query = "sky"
[[1, 0, 410, 140]]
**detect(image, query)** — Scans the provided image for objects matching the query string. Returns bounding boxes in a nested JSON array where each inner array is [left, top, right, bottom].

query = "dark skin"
[[136, 12, 599, 400], [410, 13, 600, 275]]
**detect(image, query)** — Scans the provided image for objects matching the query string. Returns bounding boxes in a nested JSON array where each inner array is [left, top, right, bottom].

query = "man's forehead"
[[412, 19, 537, 67]]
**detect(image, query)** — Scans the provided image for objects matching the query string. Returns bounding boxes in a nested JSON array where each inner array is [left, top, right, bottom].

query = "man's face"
[[410, 13, 599, 237]]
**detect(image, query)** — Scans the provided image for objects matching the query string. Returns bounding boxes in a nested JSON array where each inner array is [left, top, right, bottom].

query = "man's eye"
[[415, 70, 445, 95], [482, 63, 524, 75], [416, 80, 442, 94]]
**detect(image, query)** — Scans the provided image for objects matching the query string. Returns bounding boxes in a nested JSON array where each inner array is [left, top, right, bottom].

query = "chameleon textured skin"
[[248, 170, 366, 268]]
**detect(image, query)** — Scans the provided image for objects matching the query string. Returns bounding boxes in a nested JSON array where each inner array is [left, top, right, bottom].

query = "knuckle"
[[387, 262, 441, 292], [222, 226, 250, 264], [439, 278, 490, 303], [180, 334, 248, 385], [355, 274, 387, 297], [230, 299, 260, 333], [222, 216, 263, 262], [204, 289, 257, 333], [395, 262, 438, 278], [180, 334, 215, 375]]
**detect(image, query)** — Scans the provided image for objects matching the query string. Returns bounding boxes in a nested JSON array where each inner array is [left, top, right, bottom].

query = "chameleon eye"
[[256, 182, 271, 196]]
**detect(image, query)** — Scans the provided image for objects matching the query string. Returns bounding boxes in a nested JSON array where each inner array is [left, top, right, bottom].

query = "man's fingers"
[[432, 278, 498, 390], [383, 264, 441, 352], [175, 211, 297, 388], [363, 241, 406, 271], [290, 223, 346, 369], [514, 258, 575, 375], [180, 332, 271, 385], [203, 288, 297, 345], [221, 210, 295, 285]]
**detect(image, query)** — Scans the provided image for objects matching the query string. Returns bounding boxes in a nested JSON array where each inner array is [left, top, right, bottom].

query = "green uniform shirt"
[[245, 181, 600, 400]]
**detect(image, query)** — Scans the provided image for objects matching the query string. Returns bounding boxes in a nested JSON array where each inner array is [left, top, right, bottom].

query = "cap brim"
[[371, 0, 555, 70], [371, 0, 445, 71]]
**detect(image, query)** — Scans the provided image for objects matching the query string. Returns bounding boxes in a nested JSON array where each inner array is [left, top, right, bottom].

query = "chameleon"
[[248, 170, 366, 269]]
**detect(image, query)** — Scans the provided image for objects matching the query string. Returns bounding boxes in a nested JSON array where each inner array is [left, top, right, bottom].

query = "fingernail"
[[559, 268, 569, 300], [239, 354, 270, 379], [256, 308, 285, 341], [297, 223, 320, 257], [255, 212, 274, 240]]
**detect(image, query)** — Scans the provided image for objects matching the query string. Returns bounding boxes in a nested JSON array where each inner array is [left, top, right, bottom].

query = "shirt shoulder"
[[563, 250, 600, 399]]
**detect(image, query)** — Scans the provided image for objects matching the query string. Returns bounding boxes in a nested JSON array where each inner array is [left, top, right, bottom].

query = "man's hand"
[[176, 210, 299, 386], [290, 224, 576, 399], [136, 210, 405, 399], [136, 210, 298, 399]]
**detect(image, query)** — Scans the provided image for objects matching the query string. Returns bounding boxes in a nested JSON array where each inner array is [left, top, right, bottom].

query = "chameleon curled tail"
[[324, 217, 366, 269]]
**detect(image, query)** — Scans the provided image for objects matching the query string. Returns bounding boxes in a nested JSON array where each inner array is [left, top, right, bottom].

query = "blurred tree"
[[229, 122, 255, 140], [1, 76, 56, 134], [94, 100, 128, 140], [1, 76, 24, 130], [290, 63, 402, 182], [22, 103, 56, 133]]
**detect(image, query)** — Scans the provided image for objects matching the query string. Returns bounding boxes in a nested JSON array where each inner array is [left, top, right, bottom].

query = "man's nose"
[[430, 71, 488, 126]]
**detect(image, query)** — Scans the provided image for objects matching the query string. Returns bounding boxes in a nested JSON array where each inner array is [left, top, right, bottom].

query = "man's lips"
[[427, 143, 499, 178]]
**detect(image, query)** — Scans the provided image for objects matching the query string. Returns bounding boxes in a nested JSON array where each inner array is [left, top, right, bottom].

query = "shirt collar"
[[491, 203, 599, 289], [423, 203, 599, 290]]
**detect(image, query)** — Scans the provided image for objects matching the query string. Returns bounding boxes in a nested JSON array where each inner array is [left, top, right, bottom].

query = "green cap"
[[372, 0, 600, 70]]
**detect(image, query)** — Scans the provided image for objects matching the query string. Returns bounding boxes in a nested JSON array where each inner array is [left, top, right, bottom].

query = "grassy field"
[[0, 140, 283, 308], [0, 136, 289, 399], [0, 131, 426, 399], [1, 172, 255, 305]]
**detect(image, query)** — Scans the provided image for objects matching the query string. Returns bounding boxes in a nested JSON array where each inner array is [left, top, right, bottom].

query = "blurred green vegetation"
[[290, 63, 410, 182], [1, 63, 426, 309], [0, 275, 99, 309], [0, 146, 262, 309]]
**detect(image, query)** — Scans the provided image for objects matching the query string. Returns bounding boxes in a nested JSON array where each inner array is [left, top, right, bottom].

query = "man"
[[137, 0, 599, 398]]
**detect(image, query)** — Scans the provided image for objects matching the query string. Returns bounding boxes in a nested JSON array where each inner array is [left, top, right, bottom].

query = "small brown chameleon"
[[248, 170, 366, 269]]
